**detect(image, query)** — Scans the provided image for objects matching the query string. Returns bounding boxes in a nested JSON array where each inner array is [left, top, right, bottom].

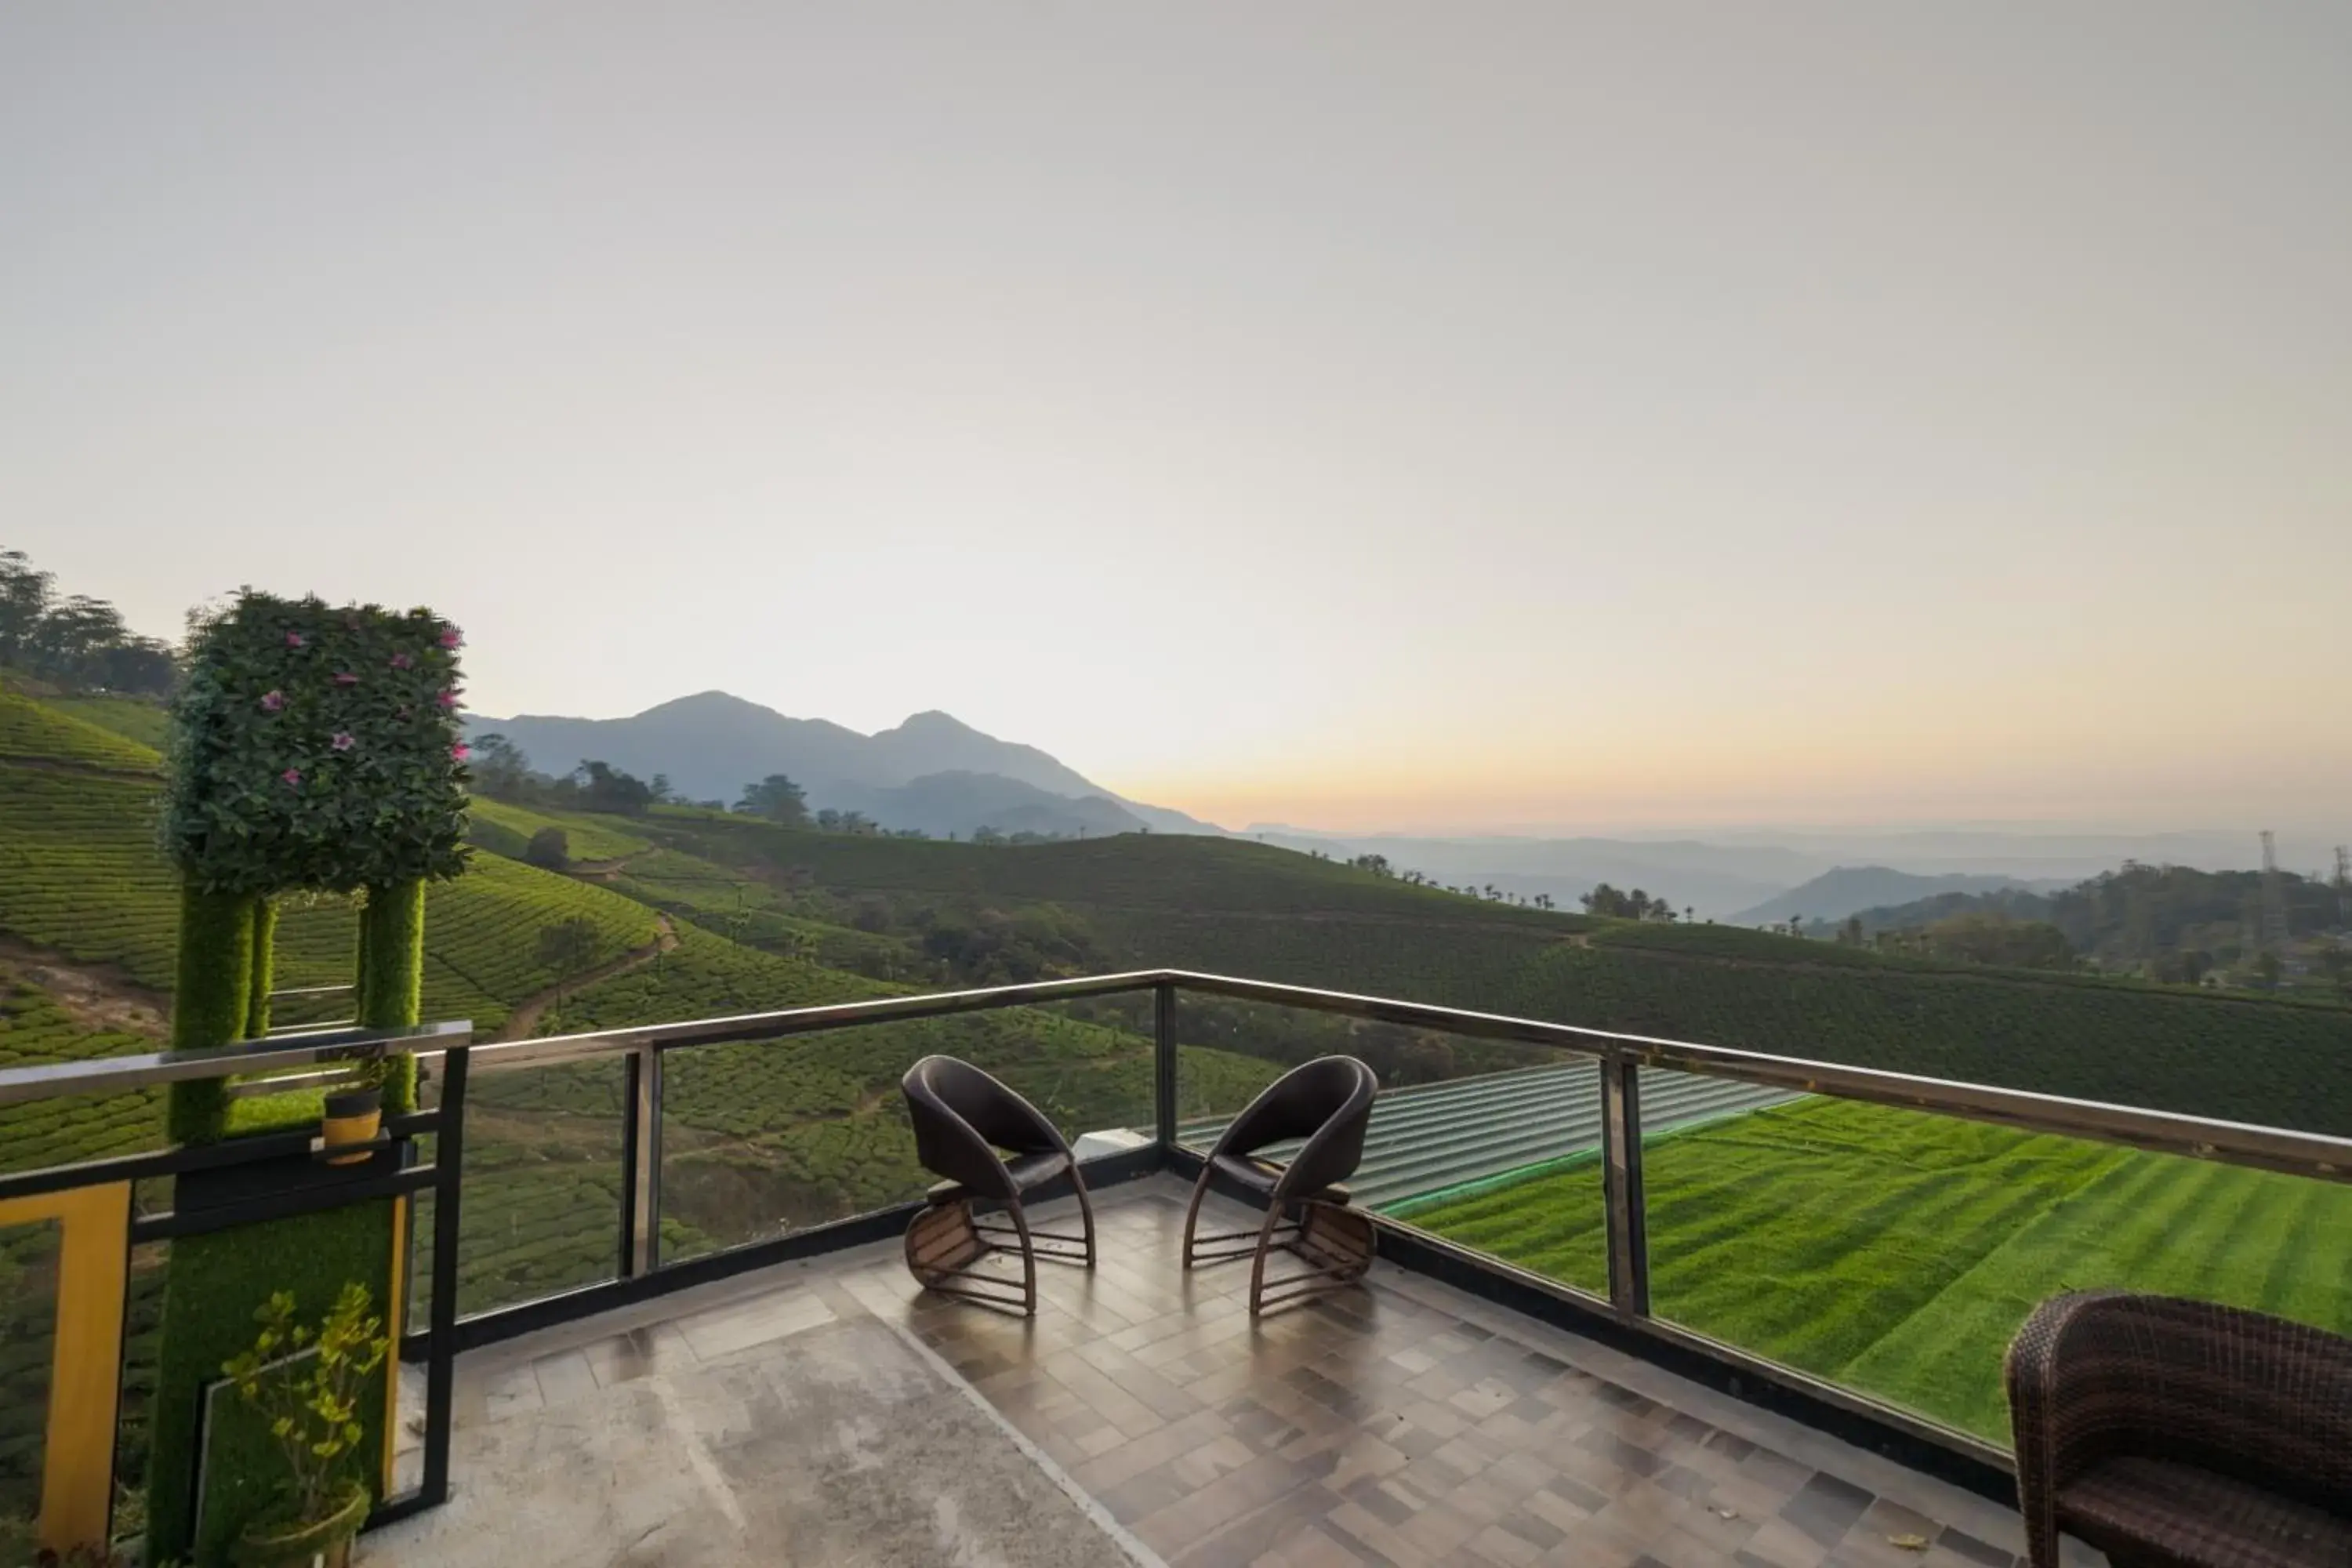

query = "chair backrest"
[[901, 1055, 1065, 1200], [1220, 1056, 1378, 1200]]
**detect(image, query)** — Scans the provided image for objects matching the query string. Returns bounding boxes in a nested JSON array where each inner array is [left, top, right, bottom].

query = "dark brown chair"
[[2005, 1290, 2352, 1568], [1181, 1055, 1378, 1317], [900, 1055, 1096, 1316]]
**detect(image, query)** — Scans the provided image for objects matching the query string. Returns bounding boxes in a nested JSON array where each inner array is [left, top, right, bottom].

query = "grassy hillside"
[[38, 694, 172, 753], [467, 796, 655, 863], [0, 688, 162, 772], [593, 807, 2352, 1134], [1409, 1096, 2352, 1441]]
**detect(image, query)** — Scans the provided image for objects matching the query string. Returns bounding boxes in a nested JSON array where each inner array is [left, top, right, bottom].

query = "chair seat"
[[1208, 1151, 1349, 1207], [2060, 1455, 2352, 1568], [926, 1149, 1073, 1206]]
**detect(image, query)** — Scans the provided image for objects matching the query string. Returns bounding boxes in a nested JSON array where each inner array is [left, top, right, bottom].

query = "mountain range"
[[467, 689, 2294, 917], [464, 692, 1218, 840]]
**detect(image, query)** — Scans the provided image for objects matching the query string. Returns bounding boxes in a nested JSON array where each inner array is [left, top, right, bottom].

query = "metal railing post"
[[422, 1044, 469, 1506], [626, 1044, 662, 1276], [1599, 1051, 1650, 1318], [1154, 982, 1178, 1149]]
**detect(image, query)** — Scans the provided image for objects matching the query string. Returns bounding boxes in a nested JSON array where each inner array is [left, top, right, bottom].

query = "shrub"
[[523, 826, 570, 871]]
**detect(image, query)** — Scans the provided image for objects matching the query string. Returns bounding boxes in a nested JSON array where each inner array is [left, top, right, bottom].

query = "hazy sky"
[[5, 5, 2347, 833]]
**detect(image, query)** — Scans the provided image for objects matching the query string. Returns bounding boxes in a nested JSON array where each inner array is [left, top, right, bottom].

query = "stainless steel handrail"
[[2, 967, 2344, 1182], [0, 1019, 475, 1106]]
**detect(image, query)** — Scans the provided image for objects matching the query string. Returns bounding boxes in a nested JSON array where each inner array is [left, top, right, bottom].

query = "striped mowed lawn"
[[1406, 1096, 2352, 1441]]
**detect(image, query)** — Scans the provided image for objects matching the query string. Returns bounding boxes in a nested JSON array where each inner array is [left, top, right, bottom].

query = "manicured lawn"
[[1406, 1096, 2352, 1440]]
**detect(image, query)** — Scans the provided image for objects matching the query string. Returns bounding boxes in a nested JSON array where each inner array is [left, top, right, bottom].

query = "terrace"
[[4, 969, 2347, 1568]]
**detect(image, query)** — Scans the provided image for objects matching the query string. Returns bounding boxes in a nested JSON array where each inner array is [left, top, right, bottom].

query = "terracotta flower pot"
[[231, 1483, 369, 1568], [320, 1085, 382, 1167]]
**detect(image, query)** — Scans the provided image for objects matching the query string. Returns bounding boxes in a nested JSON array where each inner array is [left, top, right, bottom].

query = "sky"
[[4, 5, 2347, 836]]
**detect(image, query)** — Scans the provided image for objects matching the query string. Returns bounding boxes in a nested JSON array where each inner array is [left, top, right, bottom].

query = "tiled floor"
[[381, 1178, 2067, 1568]]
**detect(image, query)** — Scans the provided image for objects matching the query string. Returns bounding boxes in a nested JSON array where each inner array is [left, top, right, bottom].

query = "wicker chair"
[[899, 1055, 1096, 1316], [1181, 1055, 1378, 1317], [2005, 1290, 2352, 1568]]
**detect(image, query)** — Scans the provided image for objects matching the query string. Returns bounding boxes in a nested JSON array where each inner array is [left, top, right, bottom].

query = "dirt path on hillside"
[[0, 933, 169, 1036], [567, 851, 647, 879], [494, 914, 680, 1040]]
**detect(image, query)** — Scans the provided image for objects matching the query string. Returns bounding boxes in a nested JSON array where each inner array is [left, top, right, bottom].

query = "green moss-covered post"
[[166, 889, 256, 1144], [242, 896, 276, 1042], [357, 878, 424, 1111], [150, 593, 471, 1565]]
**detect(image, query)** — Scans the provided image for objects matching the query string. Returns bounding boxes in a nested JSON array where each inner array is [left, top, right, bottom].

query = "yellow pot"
[[321, 1087, 383, 1167]]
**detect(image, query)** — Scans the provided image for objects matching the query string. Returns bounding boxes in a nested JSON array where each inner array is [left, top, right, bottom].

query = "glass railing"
[[2, 967, 2348, 1559]]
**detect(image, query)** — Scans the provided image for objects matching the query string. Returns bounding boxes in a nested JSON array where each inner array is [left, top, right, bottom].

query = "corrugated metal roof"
[[1180, 1062, 1802, 1211]]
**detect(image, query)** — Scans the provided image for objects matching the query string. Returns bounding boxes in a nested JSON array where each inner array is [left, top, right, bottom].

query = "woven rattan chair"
[[1181, 1055, 1378, 1317], [900, 1055, 1095, 1316], [2005, 1290, 2352, 1568]]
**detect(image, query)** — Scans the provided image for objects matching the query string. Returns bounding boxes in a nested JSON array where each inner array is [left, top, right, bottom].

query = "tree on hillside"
[[535, 914, 604, 1030], [469, 733, 535, 800], [1349, 854, 1393, 877], [649, 773, 673, 804], [571, 760, 656, 815], [735, 774, 810, 827], [1838, 915, 1865, 946], [1581, 884, 1679, 921], [0, 549, 50, 665], [524, 827, 570, 871], [0, 549, 176, 695], [1924, 912, 2075, 971]]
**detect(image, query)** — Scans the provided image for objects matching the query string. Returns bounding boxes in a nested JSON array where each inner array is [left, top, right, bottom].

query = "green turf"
[[1406, 1097, 2352, 1440]]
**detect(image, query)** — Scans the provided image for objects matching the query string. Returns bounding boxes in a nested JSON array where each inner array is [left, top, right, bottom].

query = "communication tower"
[[2258, 830, 2289, 953]]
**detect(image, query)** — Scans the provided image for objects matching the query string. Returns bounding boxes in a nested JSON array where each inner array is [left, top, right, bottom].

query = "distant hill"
[[1731, 866, 2057, 927], [464, 691, 1219, 838], [1254, 830, 1820, 920]]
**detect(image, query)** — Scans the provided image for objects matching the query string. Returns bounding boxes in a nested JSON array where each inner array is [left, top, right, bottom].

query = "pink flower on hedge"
[[332, 732, 356, 752], [281, 768, 302, 786], [260, 690, 285, 713], [390, 653, 414, 670], [451, 742, 471, 761], [439, 627, 462, 648], [333, 671, 359, 687], [285, 632, 304, 648], [436, 689, 458, 709]]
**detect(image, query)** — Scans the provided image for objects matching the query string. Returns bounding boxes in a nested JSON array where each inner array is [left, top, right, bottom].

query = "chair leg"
[[1180, 1161, 1217, 1269], [1245, 1203, 1286, 1318], [1069, 1159, 1098, 1269], [1006, 1196, 1039, 1316]]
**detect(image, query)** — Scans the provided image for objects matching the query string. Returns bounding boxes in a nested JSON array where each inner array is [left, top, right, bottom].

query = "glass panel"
[[0, 1218, 61, 1563], [1169, 996, 1610, 1291], [114, 1237, 168, 1553], [658, 999, 1160, 1261], [440, 1054, 628, 1316], [1634, 1069, 2352, 1442]]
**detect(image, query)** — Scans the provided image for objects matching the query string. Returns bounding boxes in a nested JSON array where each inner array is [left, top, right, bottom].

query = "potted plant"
[[219, 1284, 389, 1568], [318, 1058, 390, 1167]]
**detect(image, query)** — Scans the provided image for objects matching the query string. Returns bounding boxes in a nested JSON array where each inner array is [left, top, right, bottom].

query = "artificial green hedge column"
[[165, 887, 256, 1145], [358, 877, 424, 1112], [243, 896, 277, 1040]]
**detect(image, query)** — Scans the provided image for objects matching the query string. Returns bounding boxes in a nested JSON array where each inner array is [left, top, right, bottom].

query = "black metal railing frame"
[[4, 969, 2350, 1510]]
